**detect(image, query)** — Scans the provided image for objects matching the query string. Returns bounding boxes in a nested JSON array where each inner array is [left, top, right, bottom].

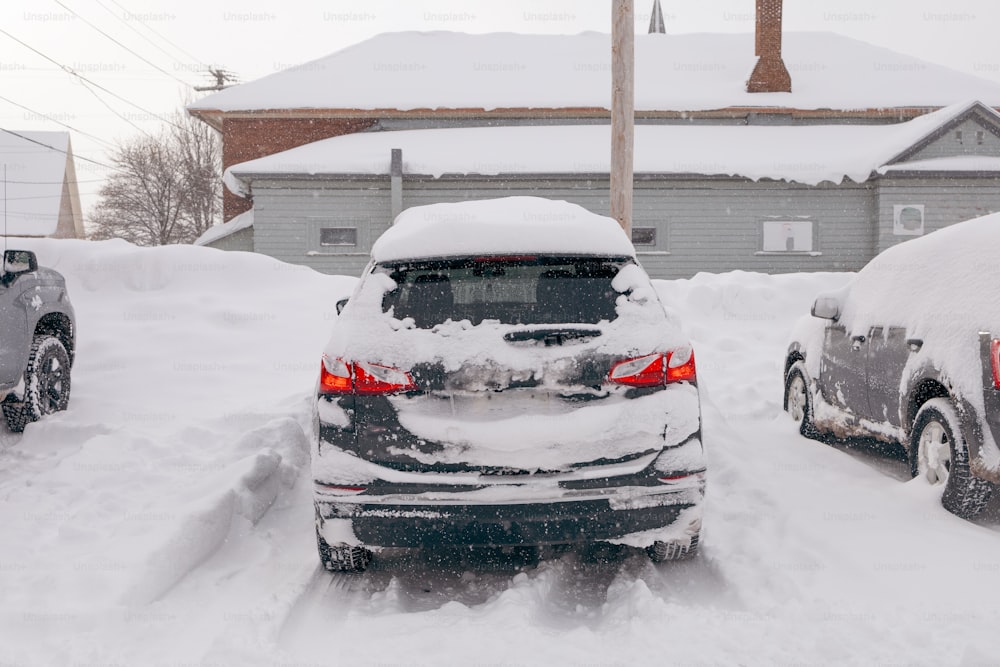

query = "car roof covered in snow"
[[370, 197, 636, 263], [833, 212, 1000, 418]]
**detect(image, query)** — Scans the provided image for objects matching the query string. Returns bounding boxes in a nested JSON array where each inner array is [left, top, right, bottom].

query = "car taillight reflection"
[[608, 349, 697, 387], [992, 339, 1000, 390], [320, 356, 417, 395]]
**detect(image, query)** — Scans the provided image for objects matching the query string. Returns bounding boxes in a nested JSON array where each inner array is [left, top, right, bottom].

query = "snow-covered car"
[[0, 249, 76, 432], [312, 197, 705, 572], [783, 212, 1000, 518]]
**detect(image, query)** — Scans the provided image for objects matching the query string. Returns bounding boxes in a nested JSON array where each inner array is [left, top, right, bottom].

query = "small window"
[[956, 130, 964, 145], [761, 220, 813, 253], [320, 227, 357, 246], [631, 227, 657, 246], [976, 130, 986, 145], [893, 205, 924, 236]]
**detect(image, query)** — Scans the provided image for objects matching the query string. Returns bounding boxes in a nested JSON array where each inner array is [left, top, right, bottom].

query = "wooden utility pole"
[[610, 0, 634, 236]]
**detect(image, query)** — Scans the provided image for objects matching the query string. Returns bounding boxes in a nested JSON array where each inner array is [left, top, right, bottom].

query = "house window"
[[976, 130, 986, 145], [761, 220, 814, 253], [631, 227, 657, 246], [893, 205, 924, 236], [320, 227, 358, 246]]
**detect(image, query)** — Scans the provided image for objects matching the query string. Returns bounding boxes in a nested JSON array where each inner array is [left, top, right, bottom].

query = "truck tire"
[[2, 335, 71, 433]]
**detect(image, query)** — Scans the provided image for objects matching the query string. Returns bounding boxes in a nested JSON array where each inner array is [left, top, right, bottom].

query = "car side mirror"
[[811, 296, 841, 321], [3, 249, 38, 277], [335, 298, 349, 315]]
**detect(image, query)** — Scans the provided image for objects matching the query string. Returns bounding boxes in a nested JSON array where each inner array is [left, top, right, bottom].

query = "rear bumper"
[[315, 483, 703, 548]]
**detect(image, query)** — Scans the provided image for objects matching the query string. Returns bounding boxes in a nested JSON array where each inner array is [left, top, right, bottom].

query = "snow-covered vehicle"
[[312, 197, 705, 571], [783, 212, 1000, 518], [0, 249, 75, 432]]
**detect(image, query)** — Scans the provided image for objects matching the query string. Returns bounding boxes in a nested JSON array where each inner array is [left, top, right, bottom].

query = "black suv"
[[784, 213, 1000, 519], [312, 197, 706, 571], [1, 249, 75, 432]]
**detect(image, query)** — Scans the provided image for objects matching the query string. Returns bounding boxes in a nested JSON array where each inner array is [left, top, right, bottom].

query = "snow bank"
[[2, 236, 998, 666]]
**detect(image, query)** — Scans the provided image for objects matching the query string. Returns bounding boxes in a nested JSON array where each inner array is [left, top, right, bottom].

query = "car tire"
[[910, 398, 993, 519], [647, 532, 699, 562], [784, 361, 820, 439], [2, 335, 71, 433], [316, 528, 373, 573]]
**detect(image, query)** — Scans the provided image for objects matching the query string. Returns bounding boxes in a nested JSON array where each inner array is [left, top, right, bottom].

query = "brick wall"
[[222, 116, 375, 220]]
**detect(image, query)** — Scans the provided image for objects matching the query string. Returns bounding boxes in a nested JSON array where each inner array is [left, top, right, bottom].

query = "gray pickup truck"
[[0, 249, 75, 432]]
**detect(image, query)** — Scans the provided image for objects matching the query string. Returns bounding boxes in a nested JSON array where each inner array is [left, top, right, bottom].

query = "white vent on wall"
[[893, 205, 924, 236]]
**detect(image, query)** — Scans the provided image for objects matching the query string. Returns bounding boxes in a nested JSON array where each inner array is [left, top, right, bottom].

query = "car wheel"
[[2, 335, 71, 433], [316, 528, 373, 573], [784, 361, 819, 439], [911, 398, 993, 519], [647, 533, 699, 562]]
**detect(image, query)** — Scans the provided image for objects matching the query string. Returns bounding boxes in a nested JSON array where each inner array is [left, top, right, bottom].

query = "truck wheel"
[[911, 398, 993, 519], [2, 335, 71, 433], [647, 532, 700, 562], [784, 361, 820, 439], [316, 528, 372, 573]]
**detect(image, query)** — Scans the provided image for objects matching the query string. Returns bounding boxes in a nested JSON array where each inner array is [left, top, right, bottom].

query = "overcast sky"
[[3, 0, 1000, 217]]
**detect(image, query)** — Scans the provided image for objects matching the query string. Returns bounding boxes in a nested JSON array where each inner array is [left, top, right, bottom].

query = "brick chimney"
[[746, 0, 791, 93]]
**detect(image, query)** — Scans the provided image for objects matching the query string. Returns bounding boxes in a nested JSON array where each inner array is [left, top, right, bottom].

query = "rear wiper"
[[503, 327, 602, 346]]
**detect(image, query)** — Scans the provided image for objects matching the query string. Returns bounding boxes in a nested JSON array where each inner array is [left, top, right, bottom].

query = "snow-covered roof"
[[0, 130, 71, 237], [878, 156, 1000, 174], [189, 31, 1000, 114], [225, 101, 999, 193], [371, 197, 635, 263], [194, 208, 254, 246]]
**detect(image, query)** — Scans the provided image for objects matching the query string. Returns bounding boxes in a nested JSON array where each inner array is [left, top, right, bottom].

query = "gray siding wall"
[[876, 177, 1000, 253], [248, 175, 877, 279], [251, 179, 391, 276], [906, 119, 1000, 162], [205, 227, 254, 252], [398, 177, 875, 278]]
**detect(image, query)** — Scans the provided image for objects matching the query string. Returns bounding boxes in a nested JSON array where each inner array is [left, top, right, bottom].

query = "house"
[[188, 1, 1000, 278], [209, 101, 1000, 279], [0, 130, 85, 239]]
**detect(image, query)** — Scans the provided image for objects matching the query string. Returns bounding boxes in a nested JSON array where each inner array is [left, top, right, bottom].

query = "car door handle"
[[851, 335, 866, 351]]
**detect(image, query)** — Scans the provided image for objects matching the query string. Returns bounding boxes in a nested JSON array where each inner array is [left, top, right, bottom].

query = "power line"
[[52, 0, 195, 89], [0, 93, 116, 148], [0, 128, 113, 169], [108, 0, 211, 70], [77, 78, 153, 137], [94, 0, 210, 73], [0, 26, 190, 135]]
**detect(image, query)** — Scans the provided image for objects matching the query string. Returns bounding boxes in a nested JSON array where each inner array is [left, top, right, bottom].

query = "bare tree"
[[89, 109, 221, 245], [170, 108, 222, 241]]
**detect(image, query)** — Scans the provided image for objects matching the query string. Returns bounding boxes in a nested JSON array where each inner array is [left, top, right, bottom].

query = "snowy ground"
[[1, 239, 999, 666]]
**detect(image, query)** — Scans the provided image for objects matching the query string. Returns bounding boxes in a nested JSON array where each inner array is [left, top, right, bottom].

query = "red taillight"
[[667, 348, 697, 384], [608, 348, 697, 387], [319, 356, 416, 395], [609, 353, 665, 387], [992, 339, 1000, 389], [353, 361, 417, 395], [320, 356, 352, 394]]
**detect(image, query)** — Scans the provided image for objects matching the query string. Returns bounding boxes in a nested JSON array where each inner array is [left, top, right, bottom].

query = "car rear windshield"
[[379, 256, 630, 328]]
